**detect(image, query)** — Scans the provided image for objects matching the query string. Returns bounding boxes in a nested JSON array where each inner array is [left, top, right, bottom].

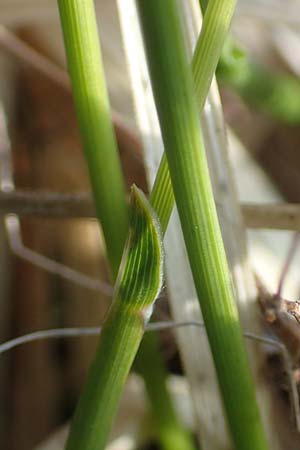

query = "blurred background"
[[1, 0, 300, 449]]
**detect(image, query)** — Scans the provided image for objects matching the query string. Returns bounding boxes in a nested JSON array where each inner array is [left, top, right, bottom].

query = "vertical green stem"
[[136, 333, 194, 450], [137, 1, 269, 449], [58, 0, 128, 277]]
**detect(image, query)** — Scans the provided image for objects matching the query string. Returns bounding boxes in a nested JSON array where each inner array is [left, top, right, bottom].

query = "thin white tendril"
[[0, 320, 289, 356], [0, 320, 196, 355], [0, 324, 299, 430]]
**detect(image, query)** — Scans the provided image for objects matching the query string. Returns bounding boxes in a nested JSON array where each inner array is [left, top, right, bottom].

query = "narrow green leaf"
[[65, 186, 163, 450]]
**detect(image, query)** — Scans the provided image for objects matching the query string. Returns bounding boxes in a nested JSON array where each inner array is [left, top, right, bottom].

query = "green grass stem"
[[137, 1, 269, 450], [136, 333, 195, 450], [58, 0, 128, 277]]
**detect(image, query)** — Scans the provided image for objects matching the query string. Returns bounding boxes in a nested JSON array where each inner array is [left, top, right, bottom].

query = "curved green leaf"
[[65, 185, 163, 450]]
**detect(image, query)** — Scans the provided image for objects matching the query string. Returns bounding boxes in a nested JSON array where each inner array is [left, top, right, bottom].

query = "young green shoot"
[[64, 186, 164, 450]]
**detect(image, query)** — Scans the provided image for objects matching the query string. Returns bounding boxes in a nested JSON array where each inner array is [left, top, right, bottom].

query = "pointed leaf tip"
[[115, 185, 164, 322]]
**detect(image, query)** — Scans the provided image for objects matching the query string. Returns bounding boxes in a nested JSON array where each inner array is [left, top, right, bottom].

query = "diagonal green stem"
[[137, 1, 269, 449], [150, 0, 237, 228]]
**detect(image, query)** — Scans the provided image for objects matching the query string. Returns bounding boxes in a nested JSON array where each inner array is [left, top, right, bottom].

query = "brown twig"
[[276, 233, 300, 299], [2, 190, 300, 230], [256, 273, 300, 431], [0, 190, 95, 217], [243, 203, 300, 231]]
